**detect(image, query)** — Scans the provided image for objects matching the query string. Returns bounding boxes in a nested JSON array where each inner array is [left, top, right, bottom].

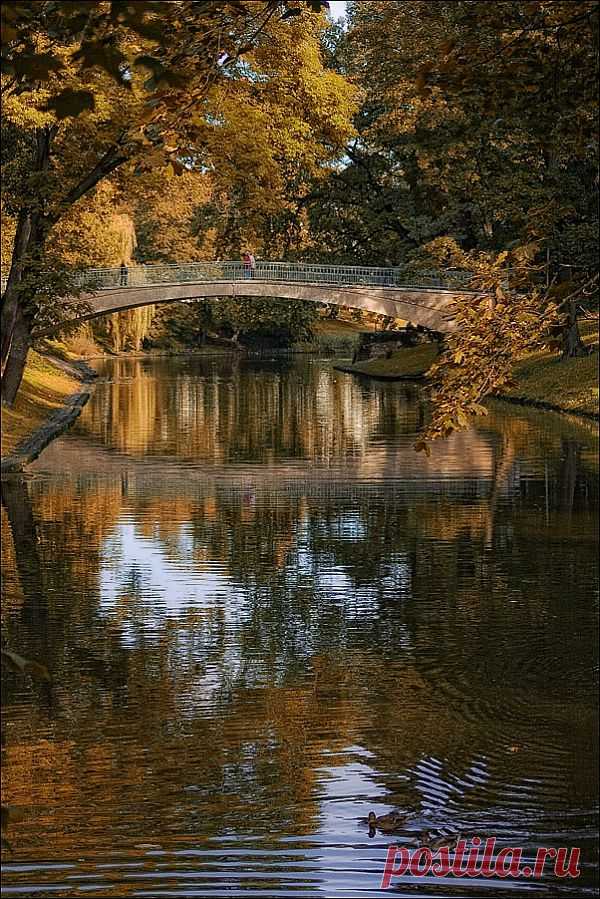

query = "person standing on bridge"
[[242, 251, 256, 279], [120, 261, 129, 287]]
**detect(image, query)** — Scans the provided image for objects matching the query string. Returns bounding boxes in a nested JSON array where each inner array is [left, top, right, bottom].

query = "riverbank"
[[502, 324, 598, 418], [3, 320, 596, 473], [337, 320, 599, 419], [335, 343, 439, 381], [79, 345, 237, 361], [74, 318, 369, 361], [1, 350, 97, 473]]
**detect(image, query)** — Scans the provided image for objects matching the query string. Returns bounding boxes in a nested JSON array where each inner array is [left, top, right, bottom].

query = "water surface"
[[2, 356, 598, 896]]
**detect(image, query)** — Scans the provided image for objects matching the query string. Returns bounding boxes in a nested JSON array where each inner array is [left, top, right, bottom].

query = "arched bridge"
[[34, 261, 476, 334]]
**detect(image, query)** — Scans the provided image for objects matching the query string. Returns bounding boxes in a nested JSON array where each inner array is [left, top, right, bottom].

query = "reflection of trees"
[[1, 478, 48, 633], [2, 366, 598, 874], [78, 358, 429, 463], [559, 439, 580, 516]]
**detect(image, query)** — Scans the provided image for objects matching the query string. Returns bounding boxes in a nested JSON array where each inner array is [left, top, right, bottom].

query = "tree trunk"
[[2, 304, 31, 406], [561, 300, 588, 359], [1, 127, 55, 396], [1, 212, 51, 405], [1, 208, 33, 374], [1, 126, 127, 404]]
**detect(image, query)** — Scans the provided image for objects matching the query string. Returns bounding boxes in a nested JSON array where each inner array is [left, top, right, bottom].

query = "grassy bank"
[[338, 320, 599, 418], [1, 350, 85, 457], [285, 317, 374, 355], [504, 319, 598, 417], [337, 343, 440, 379]]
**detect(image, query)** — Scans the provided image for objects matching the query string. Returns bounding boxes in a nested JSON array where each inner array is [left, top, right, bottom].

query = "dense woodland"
[[1, 1, 598, 442]]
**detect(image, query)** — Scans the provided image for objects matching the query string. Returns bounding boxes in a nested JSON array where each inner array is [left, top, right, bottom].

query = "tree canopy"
[[1, 0, 341, 401], [1, 1, 598, 444], [305, 0, 598, 443]]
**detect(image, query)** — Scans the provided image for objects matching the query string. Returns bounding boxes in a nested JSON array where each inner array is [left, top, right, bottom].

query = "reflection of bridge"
[[35, 261, 476, 334]]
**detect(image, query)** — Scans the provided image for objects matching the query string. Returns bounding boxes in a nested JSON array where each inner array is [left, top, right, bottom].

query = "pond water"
[[1, 356, 598, 897]]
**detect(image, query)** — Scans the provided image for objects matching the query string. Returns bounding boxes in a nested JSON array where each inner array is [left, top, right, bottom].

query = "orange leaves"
[[413, 246, 561, 451]]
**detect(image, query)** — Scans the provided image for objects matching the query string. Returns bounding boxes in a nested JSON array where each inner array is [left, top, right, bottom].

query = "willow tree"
[[0, 0, 329, 404]]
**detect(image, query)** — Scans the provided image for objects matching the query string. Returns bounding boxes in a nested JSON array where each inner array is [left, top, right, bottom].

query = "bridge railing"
[[1, 262, 472, 295], [72, 261, 471, 292]]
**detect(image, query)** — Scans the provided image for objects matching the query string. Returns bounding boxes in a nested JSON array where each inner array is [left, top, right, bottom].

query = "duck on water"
[[367, 811, 462, 850]]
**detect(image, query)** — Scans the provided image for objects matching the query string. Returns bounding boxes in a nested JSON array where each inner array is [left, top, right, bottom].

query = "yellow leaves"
[[128, 131, 152, 148], [162, 134, 179, 152], [143, 148, 169, 168], [1, 92, 54, 129], [170, 159, 187, 176], [414, 439, 431, 456], [416, 283, 557, 448], [513, 243, 538, 262]]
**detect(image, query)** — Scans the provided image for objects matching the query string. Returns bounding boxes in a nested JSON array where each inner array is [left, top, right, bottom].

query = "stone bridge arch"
[[37, 278, 474, 336]]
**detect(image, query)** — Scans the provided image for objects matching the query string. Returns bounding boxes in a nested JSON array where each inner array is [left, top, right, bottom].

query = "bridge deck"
[[1, 262, 477, 334]]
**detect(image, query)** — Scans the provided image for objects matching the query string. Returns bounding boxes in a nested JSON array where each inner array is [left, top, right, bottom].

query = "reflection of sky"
[[313, 750, 493, 843], [296, 514, 412, 606], [99, 508, 414, 647], [99, 519, 233, 642], [314, 755, 391, 839], [412, 755, 489, 816]]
